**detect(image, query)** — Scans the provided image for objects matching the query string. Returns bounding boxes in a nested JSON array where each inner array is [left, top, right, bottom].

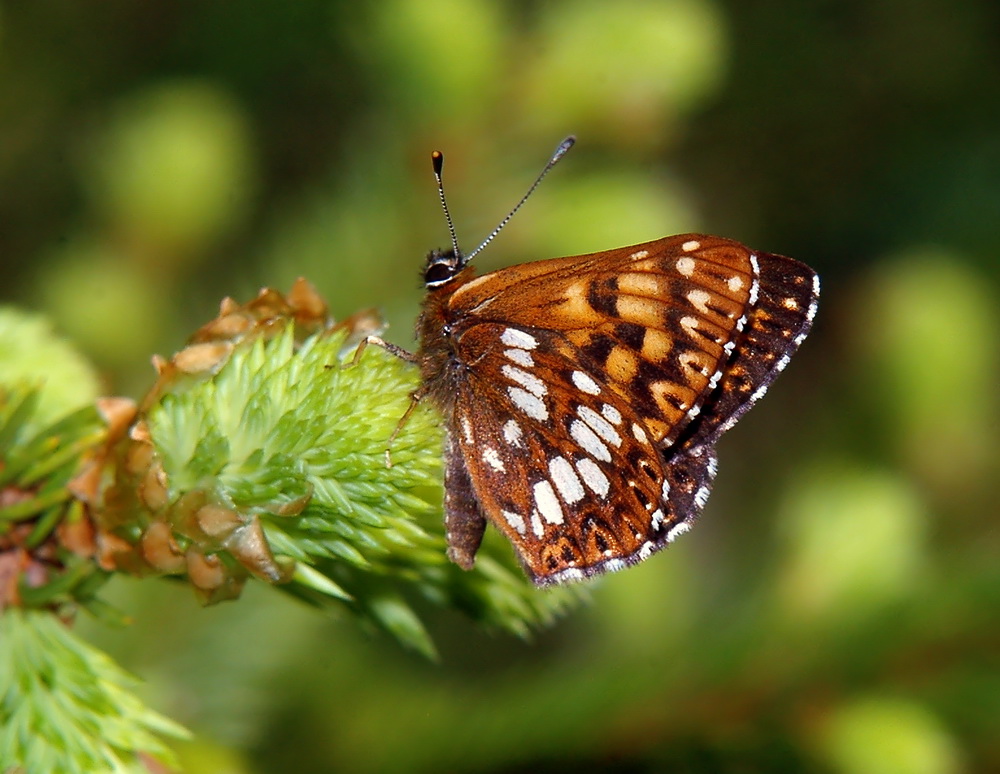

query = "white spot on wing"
[[667, 521, 691, 542], [749, 254, 761, 305], [530, 509, 544, 538], [502, 364, 547, 397], [504, 348, 534, 367], [694, 485, 711, 508], [571, 370, 601, 395], [548, 456, 584, 504], [676, 256, 695, 277], [687, 288, 712, 314], [461, 417, 474, 444], [533, 480, 564, 524], [502, 509, 526, 535], [651, 508, 665, 530], [796, 273, 820, 343], [570, 420, 611, 462], [728, 275, 744, 292], [502, 419, 523, 446], [601, 403, 622, 425], [793, 286, 819, 346], [508, 386, 548, 420], [550, 567, 585, 583], [629, 249, 650, 259], [809, 275, 821, 318], [482, 446, 505, 472], [681, 239, 701, 252], [632, 423, 648, 444], [577, 405, 622, 447], [575, 457, 610, 497], [748, 381, 770, 405], [680, 315, 700, 336], [501, 328, 538, 350]]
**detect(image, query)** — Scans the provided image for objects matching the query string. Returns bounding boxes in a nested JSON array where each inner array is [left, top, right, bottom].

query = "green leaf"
[[0, 609, 189, 773]]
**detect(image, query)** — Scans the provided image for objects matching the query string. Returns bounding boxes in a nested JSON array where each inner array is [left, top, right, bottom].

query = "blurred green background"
[[2, 0, 998, 772]]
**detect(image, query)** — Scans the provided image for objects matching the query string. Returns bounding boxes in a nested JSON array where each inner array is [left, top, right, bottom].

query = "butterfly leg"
[[345, 335, 426, 467], [381, 387, 427, 468], [347, 335, 418, 368], [442, 435, 487, 570]]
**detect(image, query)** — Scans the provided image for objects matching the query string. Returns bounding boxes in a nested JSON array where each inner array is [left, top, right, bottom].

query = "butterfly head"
[[422, 248, 468, 289]]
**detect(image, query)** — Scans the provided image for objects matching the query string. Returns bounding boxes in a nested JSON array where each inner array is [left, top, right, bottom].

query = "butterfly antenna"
[[431, 150, 463, 260], [464, 135, 576, 263]]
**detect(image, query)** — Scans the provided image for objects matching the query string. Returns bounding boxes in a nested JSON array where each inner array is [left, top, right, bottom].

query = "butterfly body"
[[414, 233, 819, 585]]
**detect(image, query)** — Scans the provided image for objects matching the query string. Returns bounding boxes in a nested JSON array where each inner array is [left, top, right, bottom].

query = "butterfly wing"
[[447, 324, 694, 583], [437, 233, 819, 584], [450, 234, 817, 451], [684, 249, 819, 448]]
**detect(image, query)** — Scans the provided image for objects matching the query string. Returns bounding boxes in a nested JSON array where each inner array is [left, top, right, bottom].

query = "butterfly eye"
[[423, 250, 462, 288], [424, 263, 454, 287]]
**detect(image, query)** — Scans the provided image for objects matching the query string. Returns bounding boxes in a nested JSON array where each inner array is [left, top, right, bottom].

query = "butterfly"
[[380, 138, 819, 586]]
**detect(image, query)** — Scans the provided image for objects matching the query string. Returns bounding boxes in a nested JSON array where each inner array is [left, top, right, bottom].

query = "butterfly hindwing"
[[448, 323, 690, 583]]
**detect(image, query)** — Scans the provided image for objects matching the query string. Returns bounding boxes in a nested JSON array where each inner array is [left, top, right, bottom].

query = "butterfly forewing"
[[682, 251, 819, 448], [417, 232, 819, 584], [450, 235, 762, 449]]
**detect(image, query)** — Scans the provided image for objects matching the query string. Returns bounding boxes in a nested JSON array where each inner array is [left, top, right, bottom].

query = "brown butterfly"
[[377, 138, 818, 585]]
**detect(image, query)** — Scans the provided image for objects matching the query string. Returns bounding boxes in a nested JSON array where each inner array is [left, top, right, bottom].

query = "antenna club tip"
[[432, 150, 444, 174], [553, 136, 576, 161]]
